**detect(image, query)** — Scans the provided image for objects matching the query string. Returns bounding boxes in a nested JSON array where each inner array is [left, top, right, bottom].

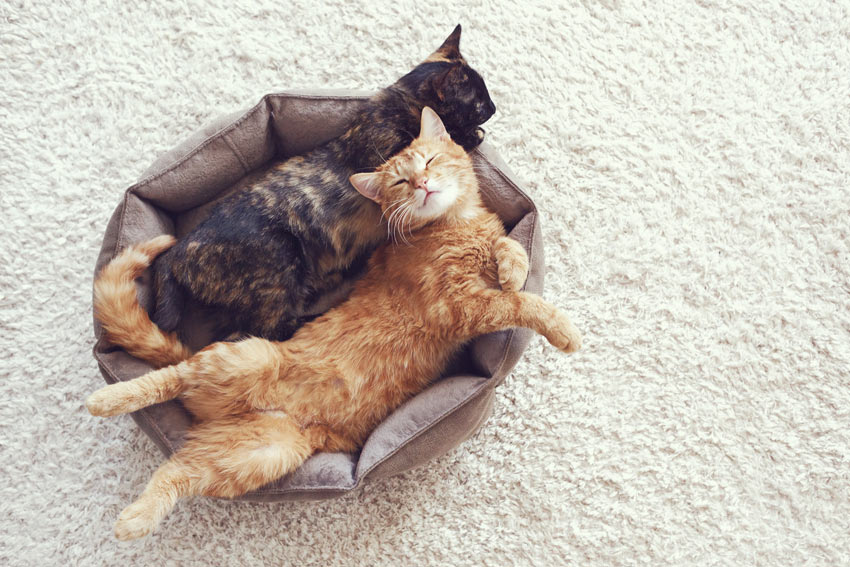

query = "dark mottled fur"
[[152, 25, 496, 340]]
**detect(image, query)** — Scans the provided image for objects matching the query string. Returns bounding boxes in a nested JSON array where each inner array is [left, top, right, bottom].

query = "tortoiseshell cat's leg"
[[492, 236, 530, 292], [86, 338, 286, 420], [463, 289, 582, 353], [113, 413, 312, 540]]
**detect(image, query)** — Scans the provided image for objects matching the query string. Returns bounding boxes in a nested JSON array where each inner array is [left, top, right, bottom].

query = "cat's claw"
[[114, 499, 160, 541]]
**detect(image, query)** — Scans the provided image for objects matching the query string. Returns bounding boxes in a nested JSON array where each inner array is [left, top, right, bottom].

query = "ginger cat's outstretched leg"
[[87, 337, 286, 420], [86, 362, 190, 417], [113, 412, 312, 540], [463, 289, 582, 353], [484, 237, 578, 350]]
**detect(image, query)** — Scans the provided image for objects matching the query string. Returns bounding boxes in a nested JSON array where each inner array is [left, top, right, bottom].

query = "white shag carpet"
[[2, 1, 849, 565]]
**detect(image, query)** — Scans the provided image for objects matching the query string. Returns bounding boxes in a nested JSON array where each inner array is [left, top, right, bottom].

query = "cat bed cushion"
[[92, 90, 545, 501]]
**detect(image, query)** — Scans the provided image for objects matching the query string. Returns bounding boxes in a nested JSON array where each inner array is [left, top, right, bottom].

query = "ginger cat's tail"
[[94, 235, 193, 368]]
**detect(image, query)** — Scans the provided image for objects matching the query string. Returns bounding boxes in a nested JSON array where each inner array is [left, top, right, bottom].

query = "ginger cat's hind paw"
[[86, 384, 133, 417], [114, 499, 160, 541]]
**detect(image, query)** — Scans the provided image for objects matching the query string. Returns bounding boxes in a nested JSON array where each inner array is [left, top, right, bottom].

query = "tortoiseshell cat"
[[89, 108, 581, 540], [152, 25, 496, 341]]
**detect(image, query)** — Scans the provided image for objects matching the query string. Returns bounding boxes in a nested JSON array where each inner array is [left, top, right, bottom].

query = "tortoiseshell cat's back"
[[151, 25, 496, 341]]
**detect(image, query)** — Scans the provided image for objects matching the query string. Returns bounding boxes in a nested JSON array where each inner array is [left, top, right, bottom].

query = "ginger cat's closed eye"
[[88, 107, 581, 540]]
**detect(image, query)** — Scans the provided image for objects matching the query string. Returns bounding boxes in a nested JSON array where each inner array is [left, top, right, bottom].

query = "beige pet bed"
[[92, 90, 545, 501]]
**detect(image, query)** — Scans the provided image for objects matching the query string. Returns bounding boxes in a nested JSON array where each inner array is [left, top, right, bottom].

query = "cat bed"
[[92, 89, 545, 502]]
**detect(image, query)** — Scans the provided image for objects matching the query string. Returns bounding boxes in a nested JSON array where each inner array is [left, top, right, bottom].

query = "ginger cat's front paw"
[[548, 320, 582, 354], [494, 238, 529, 292], [114, 498, 160, 540]]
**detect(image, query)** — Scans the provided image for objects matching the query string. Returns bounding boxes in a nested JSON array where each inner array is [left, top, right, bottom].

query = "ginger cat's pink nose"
[[415, 177, 429, 190]]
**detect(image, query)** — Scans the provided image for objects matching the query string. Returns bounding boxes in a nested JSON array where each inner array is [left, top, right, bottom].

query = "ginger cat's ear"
[[420, 107, 449, 141], [350, 172, 383, 202]]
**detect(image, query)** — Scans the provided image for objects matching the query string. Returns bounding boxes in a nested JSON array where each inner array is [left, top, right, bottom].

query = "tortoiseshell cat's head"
[[395, 25, 496, 149], [350, 107, 481, 239]]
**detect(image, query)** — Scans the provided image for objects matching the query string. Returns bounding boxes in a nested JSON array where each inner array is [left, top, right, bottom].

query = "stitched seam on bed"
[[251, 483, 356, 494], [114, 191, 131, 256], [223, 133, 250, 174]]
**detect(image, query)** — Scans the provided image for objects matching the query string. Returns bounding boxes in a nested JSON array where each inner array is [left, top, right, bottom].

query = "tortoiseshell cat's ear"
[[420, 107, 449, 141], [350, 172, 383, 203], [424, 24, 464, 63]]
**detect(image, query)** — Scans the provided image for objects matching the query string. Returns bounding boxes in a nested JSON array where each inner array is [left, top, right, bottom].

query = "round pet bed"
[[91, 89, 545, 501]]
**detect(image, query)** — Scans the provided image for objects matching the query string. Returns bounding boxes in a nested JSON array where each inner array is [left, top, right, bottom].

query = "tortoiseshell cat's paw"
[[457, 127, 485, 150], [494, 238, 530, 292]]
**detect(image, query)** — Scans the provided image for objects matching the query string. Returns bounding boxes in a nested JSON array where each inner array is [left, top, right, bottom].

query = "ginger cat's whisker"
[[387, 200, 409, 246], [397, 203, 414, 247]]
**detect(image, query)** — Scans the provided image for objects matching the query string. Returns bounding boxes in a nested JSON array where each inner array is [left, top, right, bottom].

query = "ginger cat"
[[87, 107, 581, 540]]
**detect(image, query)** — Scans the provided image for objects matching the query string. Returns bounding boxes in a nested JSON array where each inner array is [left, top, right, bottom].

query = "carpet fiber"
[[2, 1, 849, 565]]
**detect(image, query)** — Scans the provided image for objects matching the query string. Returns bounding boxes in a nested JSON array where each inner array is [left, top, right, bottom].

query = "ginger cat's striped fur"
[[87, 107, 581, 540]]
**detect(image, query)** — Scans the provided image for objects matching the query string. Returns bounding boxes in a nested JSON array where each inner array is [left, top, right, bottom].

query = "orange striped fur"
[[94, 235, 193, 368]]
